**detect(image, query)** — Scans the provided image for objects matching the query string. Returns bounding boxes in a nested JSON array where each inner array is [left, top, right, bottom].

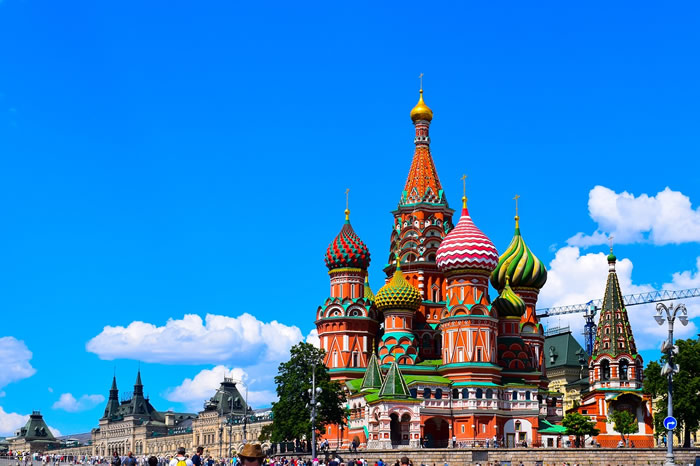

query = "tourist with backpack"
[[168, 448, 193, 466]]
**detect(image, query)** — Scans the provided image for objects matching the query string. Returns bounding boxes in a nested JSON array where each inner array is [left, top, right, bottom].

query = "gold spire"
[[461, 174, 468, 208], [410, 74, 433, 122], [514, 194, 520, 228], [345, 188, 350, 221], [609, 235, 614, 254]]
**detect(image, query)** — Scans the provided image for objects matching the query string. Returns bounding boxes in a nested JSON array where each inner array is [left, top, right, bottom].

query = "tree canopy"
[[562, 411, 600, 447], [261, 342, 347, 445], [643, 338, 700, 447], [608, 409, 638, 446]]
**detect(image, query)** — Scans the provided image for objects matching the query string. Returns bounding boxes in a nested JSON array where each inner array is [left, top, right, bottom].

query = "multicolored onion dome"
[[436, 199, 499, 274], [324, 210, 371, 270], [492, 280, 526, 318], [490, 217, 547, 291], [410, 90, 433, 122], [375, 265, 422, 311]]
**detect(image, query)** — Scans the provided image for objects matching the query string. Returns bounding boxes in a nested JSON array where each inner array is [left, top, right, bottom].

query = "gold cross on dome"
[[345, 188, 350, 210], [513, 194, 520, 217], [609, 235, 614, 253], [461, 174, 467, 197], [419, 73, 424, 91]]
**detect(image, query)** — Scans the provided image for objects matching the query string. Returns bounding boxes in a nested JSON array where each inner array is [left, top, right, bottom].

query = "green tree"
[[562, 412, 600, 448], [265, 342, 347, 447], [608, 409, 638, 447], [643, 338, 700, 447]]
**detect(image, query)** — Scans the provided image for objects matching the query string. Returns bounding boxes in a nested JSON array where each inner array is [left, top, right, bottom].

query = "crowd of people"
[[0, 444, 269, 466]]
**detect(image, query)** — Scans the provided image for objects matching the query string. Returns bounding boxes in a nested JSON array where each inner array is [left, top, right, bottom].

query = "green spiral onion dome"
[[490, 218, 547, 291], [375, 265, 422, 311], [492, 280, 526, 318]]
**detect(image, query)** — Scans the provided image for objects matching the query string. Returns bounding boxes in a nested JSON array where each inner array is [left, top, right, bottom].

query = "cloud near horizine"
[[86, 312, 310, 365]]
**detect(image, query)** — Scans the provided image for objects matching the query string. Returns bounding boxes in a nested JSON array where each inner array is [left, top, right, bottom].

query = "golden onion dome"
[[375, 264, 422, 311], [410, 90, 433, 122]]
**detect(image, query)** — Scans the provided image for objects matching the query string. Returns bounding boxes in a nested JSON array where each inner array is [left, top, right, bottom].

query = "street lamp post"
[[307, 362, 322, 460], [654, 302, 689, 466]]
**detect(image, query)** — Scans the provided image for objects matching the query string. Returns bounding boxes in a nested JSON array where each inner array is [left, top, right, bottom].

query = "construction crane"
[[536, 287, 700, 356]]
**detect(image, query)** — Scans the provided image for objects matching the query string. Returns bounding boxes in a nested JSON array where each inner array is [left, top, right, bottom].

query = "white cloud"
[[86, 313, 304, 365], [0, 406, 28, 436], [306, 328, 320, 348], [567, 186, 700, 247], [49, 426, 62, 437], [52, 393, 105, 413], [539, 247, 699, 351], [165, 365, 276, 412], [0, 337, 36, 389]]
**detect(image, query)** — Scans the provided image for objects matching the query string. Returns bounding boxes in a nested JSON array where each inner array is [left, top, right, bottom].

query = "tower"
[[102, 375, 120, 419], [490, 205, 548, 387], [588, 250, 642, 389], [130, 370, 149, 416], [435, 193, 500, 384], [573, 249, 654, 447], [316, 206, 379, 381], [375, 261, 422, 365], [385, 87, 454, 360]]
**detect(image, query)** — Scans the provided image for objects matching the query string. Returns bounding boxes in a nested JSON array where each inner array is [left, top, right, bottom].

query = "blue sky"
[[1, 0, 700, 436]]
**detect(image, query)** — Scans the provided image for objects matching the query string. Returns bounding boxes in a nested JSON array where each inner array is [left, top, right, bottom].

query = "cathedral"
[[316, 88, 562, 449]]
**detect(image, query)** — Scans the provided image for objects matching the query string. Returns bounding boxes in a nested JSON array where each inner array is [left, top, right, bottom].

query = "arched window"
[[431, 286, 440, 302], [423, 388, 431, 399], [485, 389, 493, 399], [452, 388, 459, 399], [409, 388, 417, 398], [525, 391, 531, 400], [476, 389, 483, 399], [512, 390, 519, 400], [435, 388, 443, 399], [600, 360, 611, 380], [619, 359, 629, 380], [462, 388, 469, 399], [422, 334, 432, 348]]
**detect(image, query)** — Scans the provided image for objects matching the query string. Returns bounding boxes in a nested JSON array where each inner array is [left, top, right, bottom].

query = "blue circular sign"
[[663, 416, 677, 430]]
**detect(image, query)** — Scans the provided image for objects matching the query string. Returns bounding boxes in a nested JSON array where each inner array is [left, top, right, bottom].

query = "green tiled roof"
[[360, 353, 383, 391], [538, 420, 567, 434], [404, 375, 451, 385], [379, 362, 410, 398], [416, 359, 442, 366], [544, 330, 587, 369]]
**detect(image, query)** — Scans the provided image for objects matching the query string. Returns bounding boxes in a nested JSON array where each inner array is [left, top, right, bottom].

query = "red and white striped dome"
[[436, 201, 499, 274]]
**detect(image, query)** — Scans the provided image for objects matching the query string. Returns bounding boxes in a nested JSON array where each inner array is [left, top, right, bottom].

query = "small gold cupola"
[[410, 89, 433, 122]]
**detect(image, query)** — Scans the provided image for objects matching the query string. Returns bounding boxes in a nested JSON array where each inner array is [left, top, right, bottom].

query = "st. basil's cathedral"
[[314, 88, 655, 449]]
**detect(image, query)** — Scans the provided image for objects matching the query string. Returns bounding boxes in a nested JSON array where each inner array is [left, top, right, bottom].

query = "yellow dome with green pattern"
[[375, 264, 422, 311]]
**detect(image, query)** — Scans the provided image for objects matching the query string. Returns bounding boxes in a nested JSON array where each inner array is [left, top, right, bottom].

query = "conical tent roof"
[[378, 362, 410, 398], [360, 353, 383, 391]]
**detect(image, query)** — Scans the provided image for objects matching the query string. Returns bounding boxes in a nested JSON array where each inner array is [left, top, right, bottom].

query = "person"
[[191, 449, 202, 466], [169, 449, 193, 466], [124, 453, 136, 466], [452, 435, 456, 448], [148, 458, 158, 466], [237, 444, 265, 466], [400, 458, 410, 466], [112, 453, 121, 466]]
